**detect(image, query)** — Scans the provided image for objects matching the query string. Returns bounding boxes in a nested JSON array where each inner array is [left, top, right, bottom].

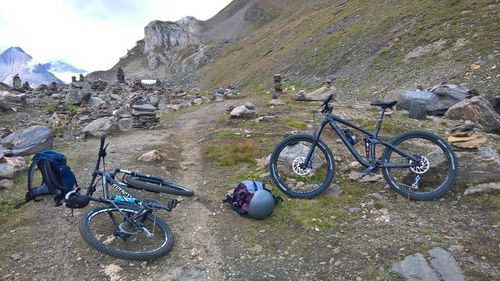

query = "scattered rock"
[[103, 264, 123, 281], [445, 96, 500, 134], [230, 104, 256, 118], [464, 182, 500, 195], [0, 125, 53, 156], [0, 91, 27, 111], [0, 178, 14, 189], [138, 150, 162, 162], [456, 147, 500, 184], [82, 117, 120, 137], [348, 171, 383, 182], [324, 184, 343, 197], [268, 98, 285, 106], [429, 247, 465, 281], [88, 97, 105, 108], [392, 253, 440, 281], [448, 134, 487, 149], [398, 83, 468, 115]]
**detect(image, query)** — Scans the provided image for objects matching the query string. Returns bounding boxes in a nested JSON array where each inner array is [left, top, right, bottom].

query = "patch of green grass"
[[66, 104, 79, 116], [47, 102, 57, 114], [431, 236, 443, 243], [215, 130, 235, 138], [419, 228, 432, 235], [287, 121, 307, 129], [373, 201, 385, 209], [204, 139, 257, 166]]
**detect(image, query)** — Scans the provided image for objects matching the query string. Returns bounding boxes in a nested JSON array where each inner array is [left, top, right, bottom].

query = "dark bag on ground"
[[223, 180, 282, 220], [25, 150, 77, 206]]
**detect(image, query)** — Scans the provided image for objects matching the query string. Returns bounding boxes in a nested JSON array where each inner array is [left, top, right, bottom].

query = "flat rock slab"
[[429, 247, 465, 281], [392, 247, 465, 281], [131, 104, 157, 111], [392, 253, 440, 281]]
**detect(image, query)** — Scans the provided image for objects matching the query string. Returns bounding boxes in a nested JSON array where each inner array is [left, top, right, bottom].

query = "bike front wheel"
[[123, 175, 194, 197], [381, 130, 458, 201], [270, 134, 335, 199], [79, 205, 174, 260]]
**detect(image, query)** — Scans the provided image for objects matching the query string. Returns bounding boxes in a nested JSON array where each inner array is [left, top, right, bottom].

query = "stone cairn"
[[131, 103, 159, 128], [117, 67, 125, 83], [272, 74, 283, 99], [12, 74, 22, 90]]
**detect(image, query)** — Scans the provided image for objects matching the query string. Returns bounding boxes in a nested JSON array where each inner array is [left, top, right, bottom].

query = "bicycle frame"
[[306, 108, 421, 169]]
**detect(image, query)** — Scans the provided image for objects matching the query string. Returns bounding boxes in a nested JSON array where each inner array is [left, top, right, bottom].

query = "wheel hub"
[[292, 157, 311, 176], [410, 155, 430, 174]]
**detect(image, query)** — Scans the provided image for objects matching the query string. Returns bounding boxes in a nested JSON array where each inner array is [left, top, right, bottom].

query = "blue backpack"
[[25, 150, 77, 206]]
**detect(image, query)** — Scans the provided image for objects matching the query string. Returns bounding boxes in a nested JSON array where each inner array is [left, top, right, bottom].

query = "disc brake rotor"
[[292, 157, 311, 176], [410, 155, 430, 174]]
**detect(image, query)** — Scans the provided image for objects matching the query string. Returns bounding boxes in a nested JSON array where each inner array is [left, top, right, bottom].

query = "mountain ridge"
[[0, 47, 63, 87], [87, 0, 499, 98]]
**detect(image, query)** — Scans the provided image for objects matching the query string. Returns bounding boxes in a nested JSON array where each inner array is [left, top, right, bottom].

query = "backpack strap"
[[223, 195, 249, 216], [25, 159, 42, 202]]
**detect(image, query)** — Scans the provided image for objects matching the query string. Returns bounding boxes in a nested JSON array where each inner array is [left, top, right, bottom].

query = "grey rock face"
[[464, 182, 500, 195], [429, 247, 465, 281], [455, 147, 500, 184], [445, 96, 500, 134], [398, 83, 468, 115], [88, 97, 105, 108], [408, 101, 427, 120], [392, 253, 440, 281]]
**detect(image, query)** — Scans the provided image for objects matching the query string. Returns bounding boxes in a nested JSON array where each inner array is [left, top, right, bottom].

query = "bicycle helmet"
[[223, 180, 281, 220]]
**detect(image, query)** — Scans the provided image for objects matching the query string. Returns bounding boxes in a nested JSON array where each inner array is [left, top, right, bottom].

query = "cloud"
[[0, 0, 233, 72]]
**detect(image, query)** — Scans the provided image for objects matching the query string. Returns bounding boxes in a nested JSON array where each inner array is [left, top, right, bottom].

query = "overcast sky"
[[0, 0, 233, 71]]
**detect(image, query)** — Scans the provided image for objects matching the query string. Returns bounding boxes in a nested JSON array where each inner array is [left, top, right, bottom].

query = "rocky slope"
[[0, 47, 62, 87], [89, 0, 499, 99]]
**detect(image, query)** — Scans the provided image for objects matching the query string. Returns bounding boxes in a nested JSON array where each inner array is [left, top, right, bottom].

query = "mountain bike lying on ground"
[[269, 95, 457, 201], [67, 137, 194, 260]]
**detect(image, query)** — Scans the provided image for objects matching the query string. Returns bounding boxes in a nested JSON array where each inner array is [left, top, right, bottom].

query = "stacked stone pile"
[[131, 103, 158, 128]]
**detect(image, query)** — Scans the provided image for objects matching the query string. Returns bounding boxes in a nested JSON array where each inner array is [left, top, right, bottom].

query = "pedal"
[[356, 165, 377, 180], [167, 199, 178, 210]]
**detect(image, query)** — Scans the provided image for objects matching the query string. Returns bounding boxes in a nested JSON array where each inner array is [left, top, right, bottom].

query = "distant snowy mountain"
[[42, 60, 86, 83], [0, 47, 63, 87]]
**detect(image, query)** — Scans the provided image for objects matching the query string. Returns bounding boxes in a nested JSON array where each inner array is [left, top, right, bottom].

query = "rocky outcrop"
[[0, 91, 27, 111], [445, 96, 500, 134], [398, 83, 468, 115], [230, 101, 256, 118]]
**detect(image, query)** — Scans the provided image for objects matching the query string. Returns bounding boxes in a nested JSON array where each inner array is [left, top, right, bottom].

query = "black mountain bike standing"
[[269, 95, 457, 201], [71, 137, 194, 260]]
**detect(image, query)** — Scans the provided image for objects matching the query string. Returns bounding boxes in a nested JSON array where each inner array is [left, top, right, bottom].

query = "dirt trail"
[[0, 100, 237, 281]]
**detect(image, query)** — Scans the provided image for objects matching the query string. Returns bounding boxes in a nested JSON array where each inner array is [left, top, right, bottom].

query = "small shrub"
[[66, 104, 79, 116], [47, 102, 57, 114], [373, 201, 385, 209]]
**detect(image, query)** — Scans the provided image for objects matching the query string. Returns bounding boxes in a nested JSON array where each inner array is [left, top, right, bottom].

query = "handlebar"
[[321, 94, 334, 113]]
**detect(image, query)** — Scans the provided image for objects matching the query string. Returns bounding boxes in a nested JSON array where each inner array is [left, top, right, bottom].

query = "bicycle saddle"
[[370, 100, 397, 109]]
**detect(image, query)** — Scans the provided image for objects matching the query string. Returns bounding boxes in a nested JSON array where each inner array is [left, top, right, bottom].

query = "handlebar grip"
[[324, 94, 334, 105]]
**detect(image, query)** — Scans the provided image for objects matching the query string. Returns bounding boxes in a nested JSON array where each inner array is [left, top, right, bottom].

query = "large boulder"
[[0, 91, 27, 111], [300, 85, 337, 101], [445, 96, 500, 134], [0, 125, 53, 156], [82, 117, 120, 137], [455, 146, 500, 184], [397, 83, 467, 115], [230, 102, 256, 118]]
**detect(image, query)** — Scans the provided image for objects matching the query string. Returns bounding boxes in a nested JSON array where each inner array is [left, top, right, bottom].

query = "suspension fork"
[[302, 119, 328, 169]]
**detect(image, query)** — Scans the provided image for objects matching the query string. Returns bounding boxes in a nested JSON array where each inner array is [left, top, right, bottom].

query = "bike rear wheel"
[[123, 175, 194, 197], [381, 130, 457, 201], [79, 205, 174, 260], [270, 134, 335, 199]]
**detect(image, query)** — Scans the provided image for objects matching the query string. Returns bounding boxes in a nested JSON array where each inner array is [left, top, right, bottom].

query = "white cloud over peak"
[[0, 0, 232, 72]]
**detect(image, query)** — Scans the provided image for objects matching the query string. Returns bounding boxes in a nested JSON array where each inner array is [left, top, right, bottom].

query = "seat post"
[[374, 109, 386, 137]]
